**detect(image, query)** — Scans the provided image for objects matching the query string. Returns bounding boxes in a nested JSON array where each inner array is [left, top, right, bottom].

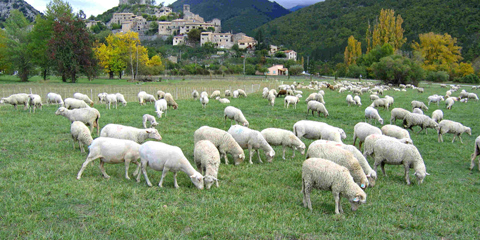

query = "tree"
[[366, 9, 406, 52], [344, 35, 362, 66], [187, 29, 201, 44], [30, 15, 54, 80], [46, 0, 74, 20], [371, 55, 425, 85], [255, 29, 268, 51]]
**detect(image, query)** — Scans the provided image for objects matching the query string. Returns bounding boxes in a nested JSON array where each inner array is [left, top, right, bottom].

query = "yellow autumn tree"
[[366, 9, 406, 52], [344, 35, 362, 66]]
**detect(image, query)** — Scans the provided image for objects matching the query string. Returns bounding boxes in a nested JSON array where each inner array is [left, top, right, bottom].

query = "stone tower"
[[183, 4, 190, 13]]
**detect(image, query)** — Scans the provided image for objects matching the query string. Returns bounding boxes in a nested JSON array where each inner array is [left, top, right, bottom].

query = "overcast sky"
[[25, 0, 323, 18]]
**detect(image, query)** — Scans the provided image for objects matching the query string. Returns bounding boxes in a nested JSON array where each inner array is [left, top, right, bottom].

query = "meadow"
[[1, 76, 480, 239]]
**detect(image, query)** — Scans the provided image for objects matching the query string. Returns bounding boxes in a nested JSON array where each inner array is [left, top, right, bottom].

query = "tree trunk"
[[62, 73, 67, 82], [109, 71, 114, 79], [43, 69, 47, 80], [71, 72, 76, 83], [119, 71, 122, 79]]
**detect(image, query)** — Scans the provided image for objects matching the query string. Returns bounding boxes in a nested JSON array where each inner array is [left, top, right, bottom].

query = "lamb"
[[364, 107, 383, 125], [1, 93, 30, 110], [100, 124, 162, 143], [263, 88, 269, 98], [468, 93, 479, 101], [353, 122, 382, 149], [390, 108, 410, 124], [105, 94, 118, 109], [76, 137, 141, 180], [224, 89, 231, 97], [437, 120, 472, 143], [142, 114, 158, 129], [232, 90, 239, 98], [228, 125, 275, 164], [138, 91, 147, 105], [194, 140, 220, 189], [384, 95, 394, 106], [210, 90, 221, 99], [143, 93, 156, 104], [402, 113, 438, 134], [284, 95, 299, 109], [432, 109, 443, 123], [97, 92, 107, 103], [193, 126, 245, 165], [46, 92, 63, 106], [192, 90, 199, 100], [267, 92, 276, 107], [428, 95, 444, 106], [73, 93, 94, 106], [470, 136, 480, 171], [164, 93, 178, 109], [293, 120, 344, 143], [55, 107, 100, 135], [70, 121, 93, 153], [64, 98, 91, 109], [216, 97, 230, 104], [224, 106, 249, 127], [445, 97, 455, 109], [155, 99, 167, 118], [354, 95, 362, 106], [156, 90, 166, 99], [200, 95, 209, 108], [381, 124, 411, 140], [372, 137, 429, 185], [307, 101, 329, 118], [28, 94, 42, 113], [237, 89, 247, 97], [136, 141, 204, 189], [412, 108, 424, 115], [116, 93, 127, 106], [302, 158, 367, 214], [411, 100, 428, 111], [261, 128, 306, 159], [346, 95, 356, 106]]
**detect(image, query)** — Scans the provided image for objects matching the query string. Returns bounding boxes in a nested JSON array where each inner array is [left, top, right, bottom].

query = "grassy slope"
[[1, 78, 479, 238]]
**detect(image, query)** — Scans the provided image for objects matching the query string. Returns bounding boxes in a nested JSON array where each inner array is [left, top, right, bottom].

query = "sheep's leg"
[[438, 133, 442, 142], [215, 179, 219, 187], [470, 153, 477, 170], [452, 134, 457, 143], [358, 140, 363, 150], [416, 127, 424, 134], [404, 164, 411, 185], [72, 139, 76, 150], [132, 160, 140, 177], [291, 146, 296, 158], [282, 145, 286, 160], [257, 149, 264, 163], [79, 142, 85, 154], [137, 160, 152, 186], [302, 180, 312, 211], [158, 168, 169, 187], [380, 162, 386, 176], [99, 161, 110, 179], [173, 172, 179, 188], [334, 192, 341, 214], [124, 159, 131, 180], [248, 146, 254, 164], [223, 152, 229, 165], [76, 156, 97, 179]]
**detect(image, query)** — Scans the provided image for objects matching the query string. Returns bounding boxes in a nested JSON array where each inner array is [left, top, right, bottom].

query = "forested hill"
[[170, 0, 291, 35], [0, 0, 42, 25], [256, 0, 480, 62]]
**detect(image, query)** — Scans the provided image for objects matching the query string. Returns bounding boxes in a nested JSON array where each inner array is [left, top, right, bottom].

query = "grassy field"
[[1, 78, 479, 239]]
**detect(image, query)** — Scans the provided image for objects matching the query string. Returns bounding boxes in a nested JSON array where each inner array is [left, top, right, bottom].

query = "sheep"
[[381, 124, 411, 140], [411, 100, 428, 111], [164, 93, 178, 109], [262, 88, 269, 98], [402, 113, 438, 134], [200, 95, 209, 108], [305, 93, 318, 102], [224, 106, 249, 127], [28, 94, 42, 113], [216, 97, 230, 104], [459, 90, 469, 99], [412, 108, 424, 115], [137, 141, 204, 189], [138, 91, 147, 105], [194, 126, 245, 165], [156, 90, 166, 99], [370, 98, 389, 110], [194, 140, 220, 189], [363, 134, 413, 160], [192, 90, 199, 100], [142, 114, 158, 129], [468, 93, 479, 101], [384, 95, 394, 106], [46, 92, 63, 106], [64, 98, 90, 109], [76, 137, 141, 180], [390, 108, 411, 125], [428, 95, 444, 106], [372, 137, 429, 185], [237, 89, 247, 97], [143, 94, 156, 104], [1, 93, 29, 110], [55, 107, 100, 135], [432, 109, 443, 123], [437, 120, 472, 143], [105, 94, 118, 109], [354, 95, 362, 106], [261, 128, 306, 160], [346, 95, 356, 106], [370, 94, 380, 101], [210, 90, 221, 99], [445, 90, 452, 98], [116, 93, 127, 106], [445, 97, 455, 110], [470, 136, 480, 171], [228, 125, 275, 164], [302, 158, 367, 214], [232, 90, 239, 98], [353, 122, 382, 149], [70, 121, 93, 153], [417, 87, 424, 93], [268, 89, 278, 96], [276, 89, 287, 97], [307, 101, 329, 118], [97, 92, 107, 103], [267, 92, 276, 107], [155, 99, 167, 118], [365, 107, 383, 125], [73, 93, 94, 106], [100, 124, 162, 143], [200, 91, 208, 98], [284, 95, 299, 109], [224, 89, 231, 97], [460, 98, 468, 103], [293, 120, 344, 143]]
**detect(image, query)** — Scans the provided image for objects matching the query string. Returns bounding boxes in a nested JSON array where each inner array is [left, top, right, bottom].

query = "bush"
[[455, 74, 480, 83], [288, 65, 304, 76], [425, 71, 449, 82], [347, 64, 367, 78], [371, 54, 425, 85]]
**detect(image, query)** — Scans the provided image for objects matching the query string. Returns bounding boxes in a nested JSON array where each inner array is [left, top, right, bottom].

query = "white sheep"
[[293, 120, 345, 143], [73, 93, 94, 106], [302, 158, 367, 214], [210, 90, 221, 99], [156, 90, 166, 99], [1, 93, 29, 110], [233, 90, 239, 98], [28, 94, 42, 113], [307, 101, 329, 118], [76, 137, 141, 180], [224, 106, 249, 127], [200, 91, 208, 98], [267, 92, 276, 107], [364, 107, 383, 124], [137, 141, 204, 189], [381, 124, 411, 140], [64, 98, 90, 109], [100, 124, 162, 143], [138, 91, 147, 105], [354, 95, 362, 106], [262, 88, 269, 98], [224, 89, 231, 97], [105, 94, 118, 109], [261, 128, 305, 160], [143, 93, 156, 104], [432, 109, 443, 123], [194, 140, 220, 189], [284, 95, 299, 109], [194, 126, 245, 165], [403, 113, 438, 134], [116, 93, 127, 106], [237, 89, 247, 97], [390, 108, 410, 125], [70, 121, 93, 153], [353, 122, 382, 149], [437, 120, 472, 143], [427, 95, 444, 106], [55, 107, 100, 135], [142, 114, 158, 129], [363, 134, 413, 160], [46, 92, 64, 106], [346, 95, 356, 106], [370, 94, 380, 101], [412, 108, 424, 115], [228, 125, 275, 164], [192, 90, 199, 100], [155, 99, 167, 118], [215, 97, 230, 104], [470, 136, 480, 171], [468, 93, 479, 101], [372, 137, 429, 185], [369, 98, 389, 110], [305, 93, 317, 102], [445, 97, 455, 109], [164, 93, 178, 109], [97, 92, 107, 103], [200, 95, 209, 108], [411, 100, 428, 111]]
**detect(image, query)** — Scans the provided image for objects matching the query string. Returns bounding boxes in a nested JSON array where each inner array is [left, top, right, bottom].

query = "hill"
[[0, 0, 42, 25], [257, 0, 480, 62], [170, 0, 291, 34], [289, 5, 309, 11]]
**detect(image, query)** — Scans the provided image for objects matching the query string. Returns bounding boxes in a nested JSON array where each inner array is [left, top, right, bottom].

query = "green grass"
[[1, 79, 479, 239]]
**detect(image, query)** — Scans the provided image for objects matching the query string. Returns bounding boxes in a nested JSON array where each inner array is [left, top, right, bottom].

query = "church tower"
[[183, 4, 191, 13]]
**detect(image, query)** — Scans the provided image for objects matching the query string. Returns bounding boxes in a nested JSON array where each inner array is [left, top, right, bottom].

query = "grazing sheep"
[[46, 92, 63, 106], [293, 120, 344, 143], [437, 120, 472, 143], [156, 90, 166, 99], [194, 126, 245, 165], [353, 122, 382, 149], [305, 93, 318, 102], [73, 93, 94, 106], [432, 109, 443, 123], [390, 108, 411, 125], [228, 125, 275, 164], [412, 108, 424, 115], [459, 90, 469, 99], [354, 95, 362, 106], [200, 91, 208, 98], [137, 141, 204, 189], [210, 90, 221, 99], [70, 121, 93, 153], [28, 94, 42, 113], [284, 95, 299, 109], [100, 124, 162, 143], [276, 89, 287, 97], [372, 138, 429, 185], [363, 134, 413, 160], [411, 100, 428, 111], [445, 90, 452, 98], [468, 93, 479, 101], [370, 94, 380, 101], [143, 94, 156, 104], [346, 95, 356, 106], [194, 140, 220, 189], [470, 136, 480, 171], [55, 107, 100, 135], [138, 91, 147, 105], [403, 113, 438, 134], [142, 114, 158, 129], [261, 128, 306, 160], [97, 92, 107, 103], [76, 137, 141, 180], [233, 90, 239, 98], [105, 94, 118, 109], [445, 97, 455, 110], [417, 87, 424, 93], [460, 98, 468, 103], [365, 107, 383, 125], [237, 89, 247, 97], [64, 98, 90, 109], [116, 93, 127, 106], [268, 89, 278, 97], [262, 88, 269, 98], [192, 90, 199, 100], [1, 93, 29, 110], [302, 158, 367, 214], [155, 99, 167, 118], [307, 101, 329, 118], [224, 89, 231, 97], [224, 106, 249, 127], [315, 93, 325, 104], [428, 95, 444, 106], [369, 98, 389, 110], [267, 92, 276, 107], [216, 97, 230, 104], [164, 93, 178, 109], [381, 124, 411, 140], [200, 95, 209, 108]]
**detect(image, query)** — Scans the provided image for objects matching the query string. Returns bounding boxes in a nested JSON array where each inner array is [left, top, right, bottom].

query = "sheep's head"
[[173, 103, 178, 110], [156, 110, 164, 118], [89, 102, 94, 107], [146, 129, 162, 141], [204, 176, 218, 190], [466, 127, 472, 136], [234, 154, 245, 165], [378, 118, 384, 125], [190, 173, 204, 190], [151, 122, 158, 127], [366, 172, 377, 187], [243, 121, 249, 127], [266, 150, 275, 162], [349, 192, 367, 212], [55, 107, 67, 115], [414, 171, 429, 184]]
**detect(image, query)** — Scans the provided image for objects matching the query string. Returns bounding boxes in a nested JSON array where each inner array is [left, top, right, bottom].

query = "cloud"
[[273, 0, 323, 9]]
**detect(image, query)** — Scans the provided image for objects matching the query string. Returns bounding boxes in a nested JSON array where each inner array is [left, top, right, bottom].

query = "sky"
[[25, 0, 323, 18]]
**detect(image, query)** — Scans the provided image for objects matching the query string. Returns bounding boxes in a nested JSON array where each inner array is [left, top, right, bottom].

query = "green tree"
[[371, 55, 425, 85], [30, 15, 54, 80], [255, 29, 268, 50], [187, 29, 202, 44]]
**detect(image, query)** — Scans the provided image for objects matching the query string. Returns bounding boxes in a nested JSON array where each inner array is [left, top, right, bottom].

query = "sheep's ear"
[[146, 130, 152, 133]]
